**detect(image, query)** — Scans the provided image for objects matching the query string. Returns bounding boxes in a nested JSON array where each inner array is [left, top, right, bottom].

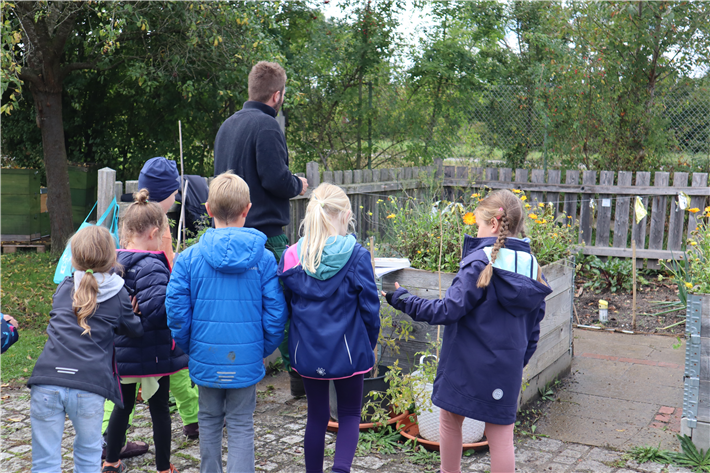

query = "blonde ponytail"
[[299, 183, 354, 274], [120, 188, 168, 247], [70, 226, 118, 336]]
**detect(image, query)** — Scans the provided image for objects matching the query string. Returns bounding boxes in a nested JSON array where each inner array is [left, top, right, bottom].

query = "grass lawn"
[[1, 251, 57, 384]]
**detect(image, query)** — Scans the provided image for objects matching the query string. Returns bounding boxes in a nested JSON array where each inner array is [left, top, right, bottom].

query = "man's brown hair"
[[248, 61, 287, 103]]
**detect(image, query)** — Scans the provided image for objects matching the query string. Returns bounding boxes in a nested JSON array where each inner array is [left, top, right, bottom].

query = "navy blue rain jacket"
[[115, 250, 188, 377], [388, 235, 552, 425], [278, 242, 381, 379]]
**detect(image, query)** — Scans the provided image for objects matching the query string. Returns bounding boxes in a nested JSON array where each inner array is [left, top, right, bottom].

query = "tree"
[[2, 2, 282, 253]]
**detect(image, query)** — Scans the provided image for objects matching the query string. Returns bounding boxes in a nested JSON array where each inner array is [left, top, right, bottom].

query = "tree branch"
[[18, 66, 43, 88]]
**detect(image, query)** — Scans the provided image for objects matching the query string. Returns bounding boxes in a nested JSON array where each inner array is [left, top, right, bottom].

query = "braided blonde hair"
[[475, 189, 546, 288], [299, 183, 354, 274]]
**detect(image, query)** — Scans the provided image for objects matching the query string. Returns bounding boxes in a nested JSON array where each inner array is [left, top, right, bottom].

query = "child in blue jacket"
[[278, 183, 380, 473], [166, 172, 288, 473], [384, 190, 551, 473], [1, 313, 19, 353]]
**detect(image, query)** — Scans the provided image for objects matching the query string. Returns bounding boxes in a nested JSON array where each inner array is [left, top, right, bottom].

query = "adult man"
[[214, 61, 307, 396]]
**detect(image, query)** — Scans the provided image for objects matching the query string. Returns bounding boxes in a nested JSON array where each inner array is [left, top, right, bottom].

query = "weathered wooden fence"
[[98, 162, 709, 267]]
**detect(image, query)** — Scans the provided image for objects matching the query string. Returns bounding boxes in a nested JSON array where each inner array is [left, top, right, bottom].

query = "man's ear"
[[205, 201, 214, 218], [242, 202, 252, 219]]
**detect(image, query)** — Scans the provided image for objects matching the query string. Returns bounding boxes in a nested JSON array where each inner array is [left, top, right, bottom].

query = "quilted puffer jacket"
[[115, 250, 188, 377]]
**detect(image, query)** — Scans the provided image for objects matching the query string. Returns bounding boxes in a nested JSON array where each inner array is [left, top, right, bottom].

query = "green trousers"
[[102, 369, 199, 434], [265, 233, 293, 371]]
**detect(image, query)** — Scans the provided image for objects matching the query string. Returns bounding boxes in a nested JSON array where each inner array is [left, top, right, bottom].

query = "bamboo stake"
[[370, 236, 378, 377], [437, 209, 444, 359], [632, 239, 637, 330], [178, 121, 186, 250]]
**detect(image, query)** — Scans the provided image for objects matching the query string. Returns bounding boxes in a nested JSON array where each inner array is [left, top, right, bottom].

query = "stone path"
[[1, 371, 693, 473]]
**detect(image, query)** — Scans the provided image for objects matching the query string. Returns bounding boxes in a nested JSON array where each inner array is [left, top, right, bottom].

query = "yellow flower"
[[359, 205, 364, 209], [528, 214, 538, 219], [690, 241, 697, 246], [553, 233, 558, 237], [512, 189, 522, 194], [525, 204, 531, 209], [567, 216, 573, 219], [471, 193, 479, 198], [685, 282, 693, 289], [538, 203, 545, 207], [520, 195, 527, 201], [417, 250, 421, 254], [535, 220, 542, 224], [462, 212, 476, 225], [688, 207, 700, 213], [367, 212, 373, 216], [386, 213, 396, 219], [705, 206, 710, 213], [540, 219, 548, 224]]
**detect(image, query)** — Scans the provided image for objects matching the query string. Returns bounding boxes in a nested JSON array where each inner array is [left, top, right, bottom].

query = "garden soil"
[[574, 277, 686, 336]]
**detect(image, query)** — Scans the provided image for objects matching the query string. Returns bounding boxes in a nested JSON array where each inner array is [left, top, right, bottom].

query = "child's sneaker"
[[158, 464, 179, 473], [182, 422, 199, 439], [102, 460, 127, 473]]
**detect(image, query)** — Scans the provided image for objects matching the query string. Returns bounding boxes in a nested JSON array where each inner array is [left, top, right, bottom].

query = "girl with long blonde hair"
[[384, 189, 552, 473], [28, 225, 143, 473], [278, 183, 380, 473]]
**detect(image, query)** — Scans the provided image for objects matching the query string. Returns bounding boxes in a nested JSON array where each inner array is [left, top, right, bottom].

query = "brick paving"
[[0, 373, 693, 473]]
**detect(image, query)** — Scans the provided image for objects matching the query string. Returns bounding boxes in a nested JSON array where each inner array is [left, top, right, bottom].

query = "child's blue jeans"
[[30, 384, 105, 473], [198, 384, 256, 473]]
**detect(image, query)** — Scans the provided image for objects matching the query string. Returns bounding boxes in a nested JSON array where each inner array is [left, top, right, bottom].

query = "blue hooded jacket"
[[388, 235, 552, 425], [278, 237, 380, 380], [115, 250, 189, 377], [166, 227, 288, 388]]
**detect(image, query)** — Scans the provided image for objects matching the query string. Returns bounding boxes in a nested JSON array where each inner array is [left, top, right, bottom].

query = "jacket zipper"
[[294, 341, 299, 365], [344, 335, 353, 365]]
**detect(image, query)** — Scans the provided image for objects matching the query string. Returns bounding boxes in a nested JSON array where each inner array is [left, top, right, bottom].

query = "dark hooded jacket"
[[28, 277, 144, 407], [388, 235, 552, 425], [115, 250, 188, 377], [278, 237, 380, 380]]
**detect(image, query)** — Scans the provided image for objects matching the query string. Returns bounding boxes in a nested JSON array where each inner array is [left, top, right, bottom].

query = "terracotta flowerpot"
[[327, 409, 410, 433], [396, 414, 489, 453]]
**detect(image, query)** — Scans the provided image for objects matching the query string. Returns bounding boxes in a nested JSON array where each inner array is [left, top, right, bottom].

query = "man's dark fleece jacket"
[[214, 101, 303, 238]]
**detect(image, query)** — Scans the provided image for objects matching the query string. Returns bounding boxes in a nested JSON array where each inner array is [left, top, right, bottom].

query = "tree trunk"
[[34, 89, 74, 255]]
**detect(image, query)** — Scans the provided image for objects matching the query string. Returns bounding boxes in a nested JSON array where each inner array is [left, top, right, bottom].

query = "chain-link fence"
[[460, 82, 710, 168]]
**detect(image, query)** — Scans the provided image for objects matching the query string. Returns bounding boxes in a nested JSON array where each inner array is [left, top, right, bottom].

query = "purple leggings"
[[302, 374, 364, 473]]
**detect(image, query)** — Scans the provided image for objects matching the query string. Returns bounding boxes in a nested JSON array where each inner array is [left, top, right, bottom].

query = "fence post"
[[306, 162, 320, 189], [97, 168, 116, 224]]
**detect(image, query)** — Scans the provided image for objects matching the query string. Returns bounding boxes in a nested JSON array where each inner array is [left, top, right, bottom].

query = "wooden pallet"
[[2, 243, 46, 254]]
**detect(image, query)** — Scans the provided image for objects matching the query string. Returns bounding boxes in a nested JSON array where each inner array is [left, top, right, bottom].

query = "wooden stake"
[[632, 239, 637, 330], [178, 121, 186, 250], [370, 236, 378, 377], [437, 209, 444, 359]]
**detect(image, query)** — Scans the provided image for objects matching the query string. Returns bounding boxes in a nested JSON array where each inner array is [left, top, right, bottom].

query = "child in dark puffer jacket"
[[102, 189, 188, 473]]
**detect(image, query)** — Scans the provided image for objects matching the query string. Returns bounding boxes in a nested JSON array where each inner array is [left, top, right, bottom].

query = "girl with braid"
[[383, 190, 551, 473]]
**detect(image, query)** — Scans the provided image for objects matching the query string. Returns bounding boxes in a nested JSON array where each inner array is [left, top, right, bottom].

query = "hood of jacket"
[[279, 240, 360, 302], [73, 271, 125, 302], [296, 234, 356, 281], [461, 235, 551, 317], [199, 227, 266, 274]]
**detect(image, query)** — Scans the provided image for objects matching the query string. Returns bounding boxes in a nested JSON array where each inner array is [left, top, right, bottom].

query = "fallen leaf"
[[1, 395, 10, 399], [616, 429, 625, 432], [23, 368, 28, 372], [26, 355, 32, 360], [7, 417, 23, 422], [1, 383, 9, 388]]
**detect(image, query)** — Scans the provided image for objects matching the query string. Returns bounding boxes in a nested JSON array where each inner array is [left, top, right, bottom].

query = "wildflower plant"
[[379, 188, 578, 271], [684, 206, 710, 294]]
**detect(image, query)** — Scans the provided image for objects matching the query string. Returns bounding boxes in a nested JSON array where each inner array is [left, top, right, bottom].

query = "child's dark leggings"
[[302, 374, 364, 473], [105, 376, 171, 471]]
